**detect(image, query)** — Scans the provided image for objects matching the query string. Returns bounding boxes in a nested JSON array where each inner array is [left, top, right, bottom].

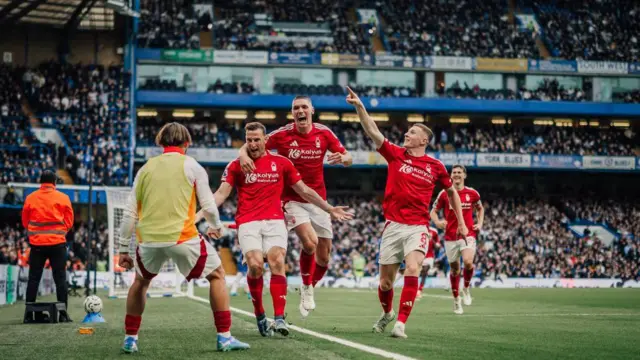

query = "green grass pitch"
[[1, 288, 639, 360]]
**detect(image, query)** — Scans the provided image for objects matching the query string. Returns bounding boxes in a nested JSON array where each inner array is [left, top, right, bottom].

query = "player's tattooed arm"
[[445, 186, 468, 237], [473, 201, 484, 231], [290, 181, 353, 221], [345, 86, 384, 148]]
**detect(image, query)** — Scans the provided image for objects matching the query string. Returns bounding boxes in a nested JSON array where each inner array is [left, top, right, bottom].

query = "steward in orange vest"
[[22, 170, 73, 322]]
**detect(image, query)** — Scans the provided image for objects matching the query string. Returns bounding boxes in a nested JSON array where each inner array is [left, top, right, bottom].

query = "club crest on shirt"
[[315, 136, 321, 148], [466, 194, 470, 201], [271, 161, 277, 171]]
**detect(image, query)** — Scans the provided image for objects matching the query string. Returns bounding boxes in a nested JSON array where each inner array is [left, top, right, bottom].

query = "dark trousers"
[[26, 243, 68, 307]]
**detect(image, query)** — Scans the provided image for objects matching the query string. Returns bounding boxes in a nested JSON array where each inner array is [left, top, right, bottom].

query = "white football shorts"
[[284, 201, 333, 239], [238, 220, 288, 256], [444, 237, 477, 263], [135, 235, 221, 280], [379, 220, 430, 265]]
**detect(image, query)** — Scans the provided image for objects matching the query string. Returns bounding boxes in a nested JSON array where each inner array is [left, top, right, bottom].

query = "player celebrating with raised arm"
[[431, 164, 484, 314], [213, 122, 353, 337], [345, 87, 467, 338], [238, 96, 353, 317], [117, 123, 249, 353]]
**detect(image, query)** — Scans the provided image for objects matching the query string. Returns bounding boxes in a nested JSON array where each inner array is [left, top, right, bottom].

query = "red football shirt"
[[266, 123, 346, 203], [221, 152, 302, 226], [433, 187, 481, 241], [426, 227, 439, 258], [377, 139, 452, 225]]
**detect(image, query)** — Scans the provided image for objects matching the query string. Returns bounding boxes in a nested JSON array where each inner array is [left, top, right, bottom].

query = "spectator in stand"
[[526, 0, 640, 62], [137, 0, 201, 49]]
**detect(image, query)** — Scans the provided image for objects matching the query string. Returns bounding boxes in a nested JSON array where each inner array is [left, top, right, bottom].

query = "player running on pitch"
[[238, 96, 353, 317], [416, 226, 439, 300], [213, 122, 353, 337], [431, 164, 484, 314], [118, 123, 249, 353], [345, 87, 467, 338]]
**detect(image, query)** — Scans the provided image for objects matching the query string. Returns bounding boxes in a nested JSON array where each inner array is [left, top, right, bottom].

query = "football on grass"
[[83, 295, 103, 314]]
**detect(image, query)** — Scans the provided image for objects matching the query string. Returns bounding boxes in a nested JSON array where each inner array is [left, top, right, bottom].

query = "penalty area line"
[[188, 295, 418, 360]]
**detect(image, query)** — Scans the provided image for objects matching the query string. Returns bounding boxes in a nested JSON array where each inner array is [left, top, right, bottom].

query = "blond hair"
[[413, 123, 434, 142], [155, 122, 192, 147]]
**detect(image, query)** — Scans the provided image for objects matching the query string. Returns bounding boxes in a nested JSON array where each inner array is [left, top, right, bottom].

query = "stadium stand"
[[441, 78, 592, 102], [523, 0, 640, 61], [137, 0, 202, 49], [137, 121, 639, 156]]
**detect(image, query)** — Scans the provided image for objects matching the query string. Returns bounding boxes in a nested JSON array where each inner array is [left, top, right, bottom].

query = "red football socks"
[[124, 314, 141, 335], [450, 273, 461, 298], [463, 267, 474, 288], [397, 276, 418, 323], [247, 276, 265, 316], [378, 286, 394, 314], [270, 275, 287, 317], [312, 264, 328, 287], [213, 310, 231, 333], [300, 251, 315, 286]]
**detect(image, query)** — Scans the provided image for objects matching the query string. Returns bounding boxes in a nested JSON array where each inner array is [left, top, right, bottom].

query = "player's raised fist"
[[328, 205, 354, 221], [345, 87, 362, 107], [118, 254, 134, 270]]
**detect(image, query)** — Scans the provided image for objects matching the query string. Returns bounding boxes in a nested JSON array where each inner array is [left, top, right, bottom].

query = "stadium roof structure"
[[0, 0, 115, 30]]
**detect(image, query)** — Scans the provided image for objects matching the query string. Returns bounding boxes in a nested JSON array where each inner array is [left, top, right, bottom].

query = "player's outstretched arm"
[[192, 162, 223, 230], [119, 169, 142, 254], [445, 186, 468, 237], [473, 201, 484, 231], [238, 144, 256, 174], [345, 86, 384, 148], [327, 151, 353, 167], [290, 181, 353, 221], [213, 182, 233, 208]]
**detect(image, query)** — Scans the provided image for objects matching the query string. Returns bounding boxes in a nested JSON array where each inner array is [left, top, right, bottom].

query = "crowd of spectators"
[[441, 79, 593, 102], [20, 62, 132, 186], [137, 0, 203, 49], [213, 0, 369, 54], [613, 90, 640, 104], [141, 119, 638, 157], [436, 124, 637, 156], [137, 123, 234, 148], [524, 0, 640, 62], [373, 0, 538, 58]]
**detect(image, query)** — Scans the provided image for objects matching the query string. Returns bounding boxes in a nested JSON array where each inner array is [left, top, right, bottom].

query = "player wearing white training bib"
[[117, 123, 249, 353]]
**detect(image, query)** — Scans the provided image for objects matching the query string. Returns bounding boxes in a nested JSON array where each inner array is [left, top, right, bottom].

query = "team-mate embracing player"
[[214, 122, 353, 337], [238, 96, 353, 317], [345, 87, 468, 338], [431, 164, 484, 314]]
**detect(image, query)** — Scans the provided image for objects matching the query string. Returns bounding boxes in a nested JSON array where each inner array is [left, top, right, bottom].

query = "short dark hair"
[[293, 95, 312, 103], [244, 121, 266, 135], [452, 164, 467, 174], [413, 123, 434, 142], [40, 170, 58, 184], [155, 122, 192, 147]]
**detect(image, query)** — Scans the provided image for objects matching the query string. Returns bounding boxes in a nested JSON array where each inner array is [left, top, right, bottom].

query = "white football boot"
[[462, 287, 472, 306], [372, 310, 396, 333], [299, 285, 316, 317], [390, 321, 408, 338], [453, 297, 463, 315]]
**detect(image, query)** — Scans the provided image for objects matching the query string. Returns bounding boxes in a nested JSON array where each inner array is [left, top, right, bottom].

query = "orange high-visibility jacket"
[[21, 184, 74, 246]]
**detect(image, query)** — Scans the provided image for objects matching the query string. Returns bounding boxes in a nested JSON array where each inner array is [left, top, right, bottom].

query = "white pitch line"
[[303, 313, 640, 318], [188, 295, 418, 360]]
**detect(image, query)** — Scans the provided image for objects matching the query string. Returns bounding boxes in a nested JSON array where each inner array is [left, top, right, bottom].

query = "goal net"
[[106, 187, 193, 298]]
